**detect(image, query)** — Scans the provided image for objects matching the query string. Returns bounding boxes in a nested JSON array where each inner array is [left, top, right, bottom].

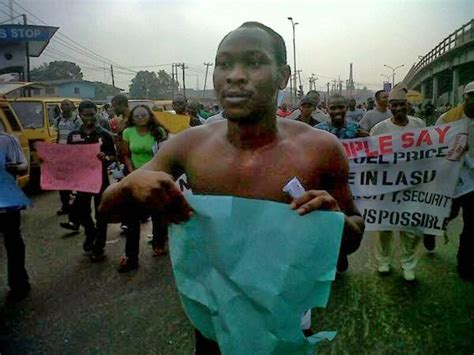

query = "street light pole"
[[288, 17, 299, 105], [383, 64, 404, 86]]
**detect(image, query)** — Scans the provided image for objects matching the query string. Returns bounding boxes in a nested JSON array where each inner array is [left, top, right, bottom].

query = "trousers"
[[373, 230, 422, 271], [0, 210, 30, 291]]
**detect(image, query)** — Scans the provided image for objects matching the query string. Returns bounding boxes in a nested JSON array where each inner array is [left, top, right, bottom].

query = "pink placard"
[[36, 142, 103, 193]]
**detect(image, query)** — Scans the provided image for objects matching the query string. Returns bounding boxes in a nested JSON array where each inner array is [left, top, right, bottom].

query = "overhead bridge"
[[403, 19, 474, 106]]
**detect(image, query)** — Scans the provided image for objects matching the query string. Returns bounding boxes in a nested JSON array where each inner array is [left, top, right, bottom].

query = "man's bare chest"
[[184, 148, 324, 202]]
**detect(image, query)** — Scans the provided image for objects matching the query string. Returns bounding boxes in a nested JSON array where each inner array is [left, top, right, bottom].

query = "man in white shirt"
[[360, 90, 392, 132], [370, 84, 426, 282]]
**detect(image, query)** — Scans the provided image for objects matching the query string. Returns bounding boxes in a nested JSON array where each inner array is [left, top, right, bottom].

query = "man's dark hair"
[[375, 90, 385, 100], [218, 21, 287, 66], [78, 100, 97, 113], [328, 94, 347, 106], [111, 94, 128, 106], [306, 90, 320, 97]]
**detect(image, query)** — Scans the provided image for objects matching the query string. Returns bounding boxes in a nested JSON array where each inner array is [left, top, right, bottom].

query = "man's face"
[[348, 98, 356, 109], [173, 99, 187, 114], [79, 108, 97, 127], [376, 92, 389, 107], [389, 100, 408, 119], [112, 101, 124, 116], [464, 92, 474, 118], [213, 27, 290, 122], [328, 98, 347, 125], [61, 101, 73, 113], [300, 103, 315, 118]]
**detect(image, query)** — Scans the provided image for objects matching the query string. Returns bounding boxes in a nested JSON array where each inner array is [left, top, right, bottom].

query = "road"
[[0, 191, 473, 354]]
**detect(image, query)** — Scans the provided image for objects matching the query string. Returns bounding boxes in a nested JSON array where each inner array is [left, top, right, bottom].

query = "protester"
[[370, 83, 426, 281], [110, 94, 130, 136], [287, 90, 330, 123], [294, 95, 320, 125], [276, 103, 291, 118], [99, 21, 364, 352], [366, 98, 375, 111], [186, 100, 203, 127], [435, 81, 474, 281], [345, 98, 364, 123], [359, 90, 392, 131], [119, 105, 169, 272], [172, 95, 187, 115], [315, 94, 369, 139], [54, 99, 82, 216], [66, 100, 116, 261], [111, 94, 131, 233], [0, 133, 31, 302]]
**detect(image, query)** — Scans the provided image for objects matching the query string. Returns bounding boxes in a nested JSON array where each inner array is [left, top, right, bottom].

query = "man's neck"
[[391, 115, 409, 126], [376, 104, 387, 113], [226, 115, 278, 149], [83, 125, 96, 134], [63, 111, 73, 119], [331, 119, 346, 129]]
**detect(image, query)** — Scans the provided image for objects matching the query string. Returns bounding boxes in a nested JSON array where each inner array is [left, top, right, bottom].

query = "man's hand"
[[290, 190, 340, 215], [97, 152, 107, 161], [100, 169, 193, 224]]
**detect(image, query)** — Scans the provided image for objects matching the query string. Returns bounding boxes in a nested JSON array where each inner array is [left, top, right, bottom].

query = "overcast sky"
[[3, 0, 473, 92]]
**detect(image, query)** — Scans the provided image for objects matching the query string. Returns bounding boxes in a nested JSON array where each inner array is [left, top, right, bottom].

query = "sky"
[[1, 0, 473, 93]]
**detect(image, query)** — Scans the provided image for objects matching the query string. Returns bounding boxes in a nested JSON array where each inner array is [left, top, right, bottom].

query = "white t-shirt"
[[370, 115, 425, 136]]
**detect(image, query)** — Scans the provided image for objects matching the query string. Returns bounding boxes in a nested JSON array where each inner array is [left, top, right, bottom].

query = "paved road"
[[0, 191, 473, 354]]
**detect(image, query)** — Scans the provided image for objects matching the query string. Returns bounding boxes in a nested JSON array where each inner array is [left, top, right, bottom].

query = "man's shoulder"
[[370, 118, 391, 135], [408, 115, 425, 126], [280, 119, 341, 148]]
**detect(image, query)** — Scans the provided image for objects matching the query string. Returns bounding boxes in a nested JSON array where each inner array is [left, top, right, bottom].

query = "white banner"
[[344, 120, 470, 235]]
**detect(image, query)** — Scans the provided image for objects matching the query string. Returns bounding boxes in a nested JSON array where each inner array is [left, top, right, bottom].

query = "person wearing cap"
[[435, 81, 474, 281], [315, 94, 369, 140], [370, 83, 426, 282], [294, 95, 320, 126], [287, 90, 330, 123]]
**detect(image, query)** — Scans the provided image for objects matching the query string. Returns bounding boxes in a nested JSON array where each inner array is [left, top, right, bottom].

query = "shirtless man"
[[100, 21, 364, 353]]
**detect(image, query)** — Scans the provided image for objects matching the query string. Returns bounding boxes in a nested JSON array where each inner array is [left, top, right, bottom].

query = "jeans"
[[0, 210, 30, 291]]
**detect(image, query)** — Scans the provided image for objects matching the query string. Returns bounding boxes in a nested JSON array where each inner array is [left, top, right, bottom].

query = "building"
[[33, 79, 96, 99]]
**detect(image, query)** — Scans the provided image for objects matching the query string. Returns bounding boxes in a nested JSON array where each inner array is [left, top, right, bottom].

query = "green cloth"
[[122, 126, 155, 169], [169, 195, 344, 354]]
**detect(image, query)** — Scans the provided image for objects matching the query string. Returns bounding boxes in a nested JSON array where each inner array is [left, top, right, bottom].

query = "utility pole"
[[171, 64, 176, 97], [110, 65, 115, 88], [287, 17, 299, 105], [326, 82, 330, 106], [21, 14, 30, 83], [203, 62, 213, 99], [180, 63, 187, 99]]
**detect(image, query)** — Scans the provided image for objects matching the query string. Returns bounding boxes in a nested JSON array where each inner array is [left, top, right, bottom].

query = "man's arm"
[[290, 136, 364, 252], [99, 132, 191, 222]]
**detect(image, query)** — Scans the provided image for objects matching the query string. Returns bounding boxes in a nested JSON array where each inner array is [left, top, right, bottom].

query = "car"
[[9, 97, 81, 172], [0, 99, 30, 188]]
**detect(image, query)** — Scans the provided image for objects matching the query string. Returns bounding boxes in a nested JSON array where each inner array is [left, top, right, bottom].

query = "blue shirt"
[[315, 121, 360, 139]]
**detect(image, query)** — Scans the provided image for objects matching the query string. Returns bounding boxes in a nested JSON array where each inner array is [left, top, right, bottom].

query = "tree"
[[31, 61, 83, 81], [129, 70, 178, 99], [93, 81, 122, 100]]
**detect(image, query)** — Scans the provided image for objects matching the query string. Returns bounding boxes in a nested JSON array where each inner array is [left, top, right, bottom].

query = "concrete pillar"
[[420, 82, 427, 102], [452, 68, 460, 106], [432, 75, 439, 106]]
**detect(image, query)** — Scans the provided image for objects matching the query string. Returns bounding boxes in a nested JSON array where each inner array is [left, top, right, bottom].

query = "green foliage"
[[129, 70, 178, 99], [93, 81, 122, 100], [31, 61, 84, 81]]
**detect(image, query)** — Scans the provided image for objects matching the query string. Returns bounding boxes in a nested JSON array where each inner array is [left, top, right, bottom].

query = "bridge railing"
[[407, 19, 473, 83]]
